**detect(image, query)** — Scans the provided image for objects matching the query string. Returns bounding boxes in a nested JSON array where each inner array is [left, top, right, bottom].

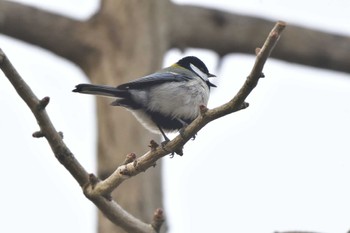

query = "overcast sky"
[[1, 1, 350, 233]]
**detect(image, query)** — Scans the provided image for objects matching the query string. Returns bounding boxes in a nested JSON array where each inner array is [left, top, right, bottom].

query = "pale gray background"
[[1, 1, 350, 233]]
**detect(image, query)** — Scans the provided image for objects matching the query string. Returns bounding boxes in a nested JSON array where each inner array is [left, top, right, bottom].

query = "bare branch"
[[0, 49, 89, 185], [0, 0, 96, 69], [0, 48, 156, 233], [86, 196, 156, 233], [87, 21, 286, 197], [151, 208, 165, 233], [0, 20, 285, 233], [170, 4, 350, 74]]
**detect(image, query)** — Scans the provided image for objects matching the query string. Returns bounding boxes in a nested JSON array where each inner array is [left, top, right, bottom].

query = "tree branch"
[[0, 21, 285, 233], [85, 21, 286, 197], [2, 1, 349, 75], [0, 0, 96, 69], [170, 4, 350, 74], [0, 49, 89, 186], [0, 48, 156, 233]]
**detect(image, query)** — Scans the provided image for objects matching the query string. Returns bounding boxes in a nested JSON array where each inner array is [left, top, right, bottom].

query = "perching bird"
[[73, 56, 216, 143]]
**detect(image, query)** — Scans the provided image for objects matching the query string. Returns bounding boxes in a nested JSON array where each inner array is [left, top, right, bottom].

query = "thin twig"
[[0, 50, 89, 186], [88, 21, 287, 197], [0, 49, 156, 233], [1, 21, 286, 233]]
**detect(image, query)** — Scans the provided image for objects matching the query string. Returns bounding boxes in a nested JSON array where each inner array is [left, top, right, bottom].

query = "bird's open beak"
[[208, 81, 217, 87], [208, 73, 216, 87]]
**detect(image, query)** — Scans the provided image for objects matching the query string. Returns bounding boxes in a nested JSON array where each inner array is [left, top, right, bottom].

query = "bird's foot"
[[161, 139, 183, 157], [179, 127, 196, 140]]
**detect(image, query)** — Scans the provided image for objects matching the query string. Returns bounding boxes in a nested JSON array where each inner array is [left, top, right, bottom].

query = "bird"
[[73, 56, 216, 144]]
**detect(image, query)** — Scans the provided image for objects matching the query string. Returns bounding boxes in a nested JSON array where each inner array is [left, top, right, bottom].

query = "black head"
[[176, 56, 216, 88]]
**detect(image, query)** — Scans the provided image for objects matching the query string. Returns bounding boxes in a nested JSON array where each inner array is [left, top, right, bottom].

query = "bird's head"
[[175, 56, 217, 88]]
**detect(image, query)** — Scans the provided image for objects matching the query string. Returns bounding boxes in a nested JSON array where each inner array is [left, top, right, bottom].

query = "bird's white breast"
[[147, 77, 209, 119], [126, 76, 210, 133]]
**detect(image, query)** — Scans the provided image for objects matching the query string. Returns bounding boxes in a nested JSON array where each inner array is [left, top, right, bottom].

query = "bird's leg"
[[157, 124, 170, 144], [157, 124, 183, 157], [157, 124, 173, 156], [178, 119, 196, 140]]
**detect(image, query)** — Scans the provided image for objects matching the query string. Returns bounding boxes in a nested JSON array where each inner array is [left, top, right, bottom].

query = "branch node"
[[37, 96, 50, 110], [270, 31, 279, 39], [32, 131, 45, 138], [58, 131, 64, 139], [103, 193, 112, 201], [133, 159, 153, 172], [86, 173, 113, 200], [133, 160, 138, 168], [149, 140, 159, 151], [151, 208, 165, 232], [241, 102, 249, 110], [133, 160, 142, 172], [199, 104, 209, 116], [83, 173, 109, 199], [255, 47, 261, 55], [119, 165, 131, 176], [122, 152, 136, 165], [88, 173, 101, 189]]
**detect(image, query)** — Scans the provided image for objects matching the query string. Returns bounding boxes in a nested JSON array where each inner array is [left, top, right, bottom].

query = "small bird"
[[73, 56, 216, 144]]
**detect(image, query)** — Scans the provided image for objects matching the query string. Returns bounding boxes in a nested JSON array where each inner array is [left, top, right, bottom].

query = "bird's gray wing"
[[117, 72, 191, 90]]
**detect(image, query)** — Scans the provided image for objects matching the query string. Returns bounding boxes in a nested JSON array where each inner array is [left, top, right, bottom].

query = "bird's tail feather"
[[72, 84, 128, 98]]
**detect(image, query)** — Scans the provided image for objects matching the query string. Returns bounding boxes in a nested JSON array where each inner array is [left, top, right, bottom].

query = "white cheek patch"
[[190, 63, 209, 81]]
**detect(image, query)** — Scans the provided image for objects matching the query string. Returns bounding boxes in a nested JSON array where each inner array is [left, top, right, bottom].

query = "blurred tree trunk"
[[86, 1, 170, 232], [1, 1, 170, 233], [1, 0, 350, 233]]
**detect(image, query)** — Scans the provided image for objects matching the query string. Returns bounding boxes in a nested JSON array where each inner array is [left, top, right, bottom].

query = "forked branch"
[[0, 21, 286, 233], [87, 21, 286, 197]]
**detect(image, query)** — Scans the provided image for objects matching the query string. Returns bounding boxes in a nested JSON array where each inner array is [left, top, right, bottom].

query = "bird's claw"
[[161, 139, 183, 157], [179, 127, 196, 140]]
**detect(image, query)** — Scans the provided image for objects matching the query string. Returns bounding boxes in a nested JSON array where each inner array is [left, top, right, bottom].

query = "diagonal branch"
[[0, 49, 89, 186], [0, 0, 95, 69], [86, 21, 286, 197], [0, 20, 285, 233], [0, 48, 156, 233], [169, 4, 350, 74]]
